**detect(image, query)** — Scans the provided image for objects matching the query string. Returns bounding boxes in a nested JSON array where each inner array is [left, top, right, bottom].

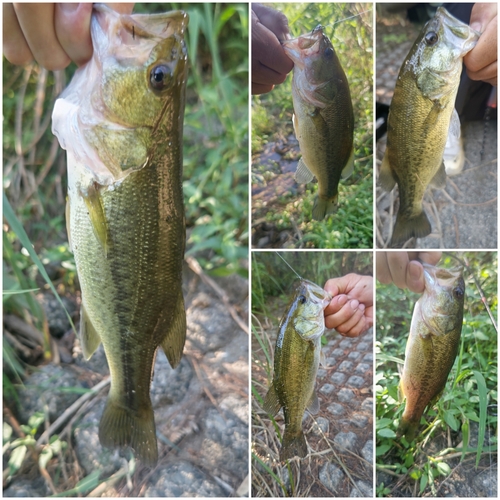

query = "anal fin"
[[80, 301, 102, 360], [294, 157, 315, 184], [158, 293, 186, 369]]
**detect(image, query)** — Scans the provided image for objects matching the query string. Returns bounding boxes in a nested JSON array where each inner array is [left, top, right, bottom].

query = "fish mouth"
[[281, 27, 324, 69], [423, 264, 463, 290], [301, 279, 332, 307], [430, 7, 479, 54]]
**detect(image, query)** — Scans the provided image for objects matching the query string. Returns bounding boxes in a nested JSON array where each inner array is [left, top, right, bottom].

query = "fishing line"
[[327, 9, 372, 29], [276, 252, 303, 281]]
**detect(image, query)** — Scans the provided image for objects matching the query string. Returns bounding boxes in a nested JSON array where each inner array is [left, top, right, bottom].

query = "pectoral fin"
[[158, 293, 186, 368], [81, 183, 109, 256], [294, 158, 315, 184], [80, 301, 102, 360]]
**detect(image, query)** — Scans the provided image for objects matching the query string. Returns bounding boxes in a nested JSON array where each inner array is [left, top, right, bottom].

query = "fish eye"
[[149, 64, 172, 91], [298, 295, 307, 304], [453, 286, 464, 299], [425, 31, 439, 46], [324, 46, 334, 59]]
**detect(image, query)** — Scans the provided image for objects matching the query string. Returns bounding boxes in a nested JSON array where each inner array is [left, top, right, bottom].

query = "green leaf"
[[376, 444, 390, 456], [9, 444, 27, 475], [377, 428, 396, 438], [3, 194, 76, 334], [443, 411, 459, 431], [39, 447, 53, 470], [472, 370, 488, 467], [436, 462, 451, 476]]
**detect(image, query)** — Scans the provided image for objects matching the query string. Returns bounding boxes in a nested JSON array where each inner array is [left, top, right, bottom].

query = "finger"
[[469, 3, 498, 33], [252, 82, 274, 95], [465, 15, 497, 73], [406, 261, 425, 294], [324, 294, 348, 317], [467, 61, 498, 85], [14, 3, 71, 70], [252, 3, 290, 41], [325, 299, 360, 330], [417, 251, 442, 266], [54, 3, 93, 67], [386, 252, 411, 289], [3, 3, 33, 66], [252, 16, 293, 76], [333, 305, 366, 337], [252, 60, 288, 86]]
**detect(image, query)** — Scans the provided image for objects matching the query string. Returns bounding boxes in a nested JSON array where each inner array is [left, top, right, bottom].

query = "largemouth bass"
[[52, 5, 188, 465], [263, 280, 332, 461], [379, 7, 479, 246], [282, 26, 354, 221], [399, 264, 465, 440]]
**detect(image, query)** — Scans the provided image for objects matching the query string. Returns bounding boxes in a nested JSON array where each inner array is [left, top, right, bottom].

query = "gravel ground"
[[376, 15, 497, 249], [4, 264, 249, 497]]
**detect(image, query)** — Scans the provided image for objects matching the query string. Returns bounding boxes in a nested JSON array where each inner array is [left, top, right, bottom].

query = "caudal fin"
[[280, 428, 308, 462], [99, 397, 158, 466], [397, 416, 419, 442], [390, 210, 431, 247], [312, 195, 338, 221]]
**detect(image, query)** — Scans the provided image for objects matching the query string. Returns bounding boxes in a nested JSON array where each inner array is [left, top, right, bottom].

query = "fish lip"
[[422, 263, 463, 290], [300, 279, 333, 306], [281, 27, 324, 69]]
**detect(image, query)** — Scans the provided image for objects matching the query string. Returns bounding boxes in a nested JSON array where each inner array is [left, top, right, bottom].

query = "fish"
[[282, 26, 354, 221], [398, 264, 465, 440], [263, 280, 332, 461], [51, 4, 189, 465], [379, 7, 479, 246]]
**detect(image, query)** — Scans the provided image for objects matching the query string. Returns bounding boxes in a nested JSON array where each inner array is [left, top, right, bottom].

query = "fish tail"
[[312, 195, 338, 221], [280, 428, 308, 461], [99, 395, 158, 466], [397, 415, 419, 442], [390, 210, 431, 246]]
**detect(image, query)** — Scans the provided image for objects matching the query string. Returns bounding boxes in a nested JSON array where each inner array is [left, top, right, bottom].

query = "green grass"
[[252, 3, 373, 248], [375, 252, 498, 497]]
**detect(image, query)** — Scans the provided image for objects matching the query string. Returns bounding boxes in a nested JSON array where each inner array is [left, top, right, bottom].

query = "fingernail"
[[408, 261, 421, 281], [470, 21, 482, 33], [359, 303, 365, 312], [337, 294, 348, 306], [350, 299, 359, 310], [60, 3, 79, 13]]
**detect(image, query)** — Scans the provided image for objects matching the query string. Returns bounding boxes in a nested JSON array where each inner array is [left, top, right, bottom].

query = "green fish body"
[[283, 26, 354, 220], [399, 264, 465, 440], [264, 280, 331, 461], [379, 7, 479, 246], [52, 5, 189, 465]]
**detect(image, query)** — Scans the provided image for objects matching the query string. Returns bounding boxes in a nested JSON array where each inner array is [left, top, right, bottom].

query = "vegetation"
[[252, 251, 373, 496], [376, 252, 497, 496], [3, 3, 247, 495], [252, 3, 373, 248]]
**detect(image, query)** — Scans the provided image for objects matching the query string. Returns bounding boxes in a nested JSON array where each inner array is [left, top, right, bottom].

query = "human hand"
[[252, 3, 293, 95], [324, 274, 373, 337], [3, 3, 134, 71], [464, 3, 497, 86], [376, 252, 442, 293]]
